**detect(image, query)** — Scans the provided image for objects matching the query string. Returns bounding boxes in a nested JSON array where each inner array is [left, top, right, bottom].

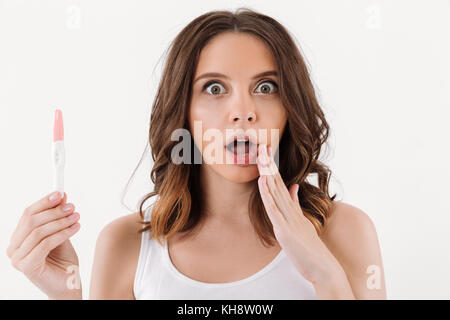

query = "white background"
[[1, 0, 449, 299]]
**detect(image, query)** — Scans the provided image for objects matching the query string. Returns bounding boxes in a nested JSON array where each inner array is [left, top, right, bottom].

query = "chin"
[[213, 164, 260, 183]]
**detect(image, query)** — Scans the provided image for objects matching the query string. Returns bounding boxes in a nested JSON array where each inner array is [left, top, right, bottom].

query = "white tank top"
[[133, 205, 317, 299]]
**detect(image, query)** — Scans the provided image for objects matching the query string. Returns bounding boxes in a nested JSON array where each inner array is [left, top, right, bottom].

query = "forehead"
[[194, 32, 277, 78]]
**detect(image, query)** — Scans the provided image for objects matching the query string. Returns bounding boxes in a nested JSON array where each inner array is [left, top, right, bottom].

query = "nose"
[[230, 111, 256, 123], [229, 97, 257, 124]]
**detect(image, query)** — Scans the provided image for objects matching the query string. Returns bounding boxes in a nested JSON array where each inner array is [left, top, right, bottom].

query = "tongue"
[[235, 142, 249, 155]]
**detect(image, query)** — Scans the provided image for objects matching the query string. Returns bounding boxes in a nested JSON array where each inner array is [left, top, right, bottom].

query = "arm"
[[312, 264, 355, 299], [256, 145, 385, 299], [318, 202, 387, 299], [89, 212, 142, 299]]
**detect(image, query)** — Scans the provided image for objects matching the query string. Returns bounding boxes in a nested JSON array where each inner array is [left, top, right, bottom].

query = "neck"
[[200, 165, 256, 227]]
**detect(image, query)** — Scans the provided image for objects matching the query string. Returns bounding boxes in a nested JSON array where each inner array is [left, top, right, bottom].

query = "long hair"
[[134, 8, 337, 248]]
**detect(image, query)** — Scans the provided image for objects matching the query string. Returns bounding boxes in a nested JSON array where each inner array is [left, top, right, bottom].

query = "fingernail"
[[49, 192, 60, 202], [63, 204, 73, 213]]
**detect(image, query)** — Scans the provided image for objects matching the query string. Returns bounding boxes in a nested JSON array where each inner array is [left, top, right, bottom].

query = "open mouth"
[[226, 138, 254, 156], [224, 137, 258, 165]]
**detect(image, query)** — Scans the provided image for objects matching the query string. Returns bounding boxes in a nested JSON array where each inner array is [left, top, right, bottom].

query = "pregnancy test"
[[53, 109, 65, 198]]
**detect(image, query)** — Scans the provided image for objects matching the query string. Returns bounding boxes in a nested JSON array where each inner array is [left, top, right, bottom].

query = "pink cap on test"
[[53, 109, 64, 142]]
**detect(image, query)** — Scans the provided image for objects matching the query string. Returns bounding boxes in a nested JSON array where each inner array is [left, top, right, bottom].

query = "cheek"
[[273, 103, 288, 125], [189, 97, 224, 125], [261, 104, 287, 139], [189, 103, 223, 151], [272, 103, 287, 128]]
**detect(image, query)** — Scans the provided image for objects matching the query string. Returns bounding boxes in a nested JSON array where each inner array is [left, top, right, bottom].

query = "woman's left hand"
[[256, 143, 343, 285]]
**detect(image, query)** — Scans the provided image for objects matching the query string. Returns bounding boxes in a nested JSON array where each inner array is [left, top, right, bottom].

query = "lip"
[[224, 144, 257, 165], [224, 131, 258, 148], [223, 141, 270, 166]]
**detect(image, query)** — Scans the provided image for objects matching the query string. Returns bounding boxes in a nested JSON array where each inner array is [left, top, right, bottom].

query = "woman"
[[6, 8, 386, 300]]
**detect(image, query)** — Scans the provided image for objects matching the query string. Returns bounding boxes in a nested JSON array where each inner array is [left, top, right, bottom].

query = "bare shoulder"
[[320, 201, 387, 299], [98, 211, 143, 242], [320, 201, 379, 258], [321, 201, 377, 241], [89, 211, 144, 299]]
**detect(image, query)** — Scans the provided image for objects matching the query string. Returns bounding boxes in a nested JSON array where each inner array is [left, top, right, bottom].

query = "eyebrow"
[[193, 70, 278, 84]]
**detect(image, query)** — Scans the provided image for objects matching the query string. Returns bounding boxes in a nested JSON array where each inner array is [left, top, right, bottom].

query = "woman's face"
[[188, 32, 287, 183]]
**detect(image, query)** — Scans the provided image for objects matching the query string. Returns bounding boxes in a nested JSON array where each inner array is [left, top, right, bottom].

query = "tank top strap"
[[133, 205, 154, 298]]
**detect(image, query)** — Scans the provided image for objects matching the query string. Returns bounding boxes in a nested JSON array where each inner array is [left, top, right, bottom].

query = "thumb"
[[59, 192, 68, 207]]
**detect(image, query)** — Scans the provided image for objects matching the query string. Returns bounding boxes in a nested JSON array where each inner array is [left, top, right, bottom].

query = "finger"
[[289, 184, 305, 216], [11, 212, 80, 263], [7, 193, 69, 258], [256, 144, 269, 174], [24, 191, 65, 217], [289, 184, 304, 217], [257, 145, 282, 199], [31, 202, 75, 230], [263, 146, 301, 223], [265, 172, 296, 224], [13, 223, 80, 275], [264, 145, 279, 176], [257, 144, 294, 223], [258, 176, 286, 232], [263, 145, 291, 203], [265, 145, 291, 198], [257, 144, 277, 176], [289, 184, 299, 203]]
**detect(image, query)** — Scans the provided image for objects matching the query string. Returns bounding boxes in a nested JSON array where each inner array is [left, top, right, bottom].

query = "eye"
[[201, 80, 279, 96], [203, 81, 225, 95], [255, 80, 278, 94]]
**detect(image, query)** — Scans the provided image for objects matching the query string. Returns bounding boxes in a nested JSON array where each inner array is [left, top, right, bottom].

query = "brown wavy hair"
[[132, 8, 337, 248]]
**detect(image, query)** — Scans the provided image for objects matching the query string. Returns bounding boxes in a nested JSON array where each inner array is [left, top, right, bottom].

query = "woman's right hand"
[[6, 191, 82, 299]]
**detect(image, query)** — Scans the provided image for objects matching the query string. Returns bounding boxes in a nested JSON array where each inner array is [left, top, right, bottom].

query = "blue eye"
[[256, 80, 278, 94]]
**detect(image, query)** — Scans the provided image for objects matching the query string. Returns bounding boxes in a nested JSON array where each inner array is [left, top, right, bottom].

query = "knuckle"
[[57, 219, 68, 229], [11, 257, 22, 271], [40, 237, 53, 253], [58, 207, 70, 217], [44, 230, 65, 251], [20, 261, 34, 277], [30, 227, 43, 242], [24, 216, 35, 231], [47, 207, 62, 220], [272, 176, 278, 185], [65, 225, 76, 234], [23, 207, 32, 217], [57, 207, 67, 217], [269, 203, 278, 213], [6, 245, 14, 259]]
